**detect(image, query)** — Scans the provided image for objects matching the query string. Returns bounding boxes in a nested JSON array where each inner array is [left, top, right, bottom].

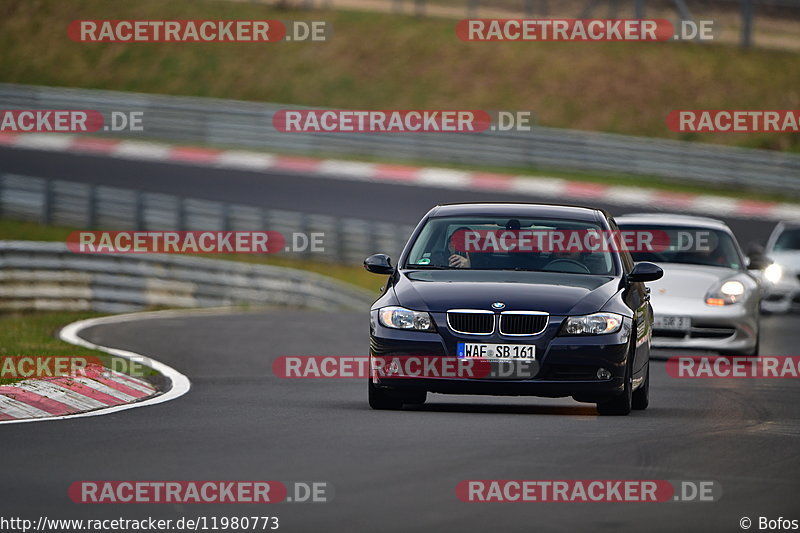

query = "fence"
[[2, 84, 798, 195], [0, 241, 375, 313], [0, 173, 416, 266]]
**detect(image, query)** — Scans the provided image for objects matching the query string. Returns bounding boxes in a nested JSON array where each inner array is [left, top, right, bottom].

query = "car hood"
[[647, 263, 738, 300], [393, 270, 619, 315]]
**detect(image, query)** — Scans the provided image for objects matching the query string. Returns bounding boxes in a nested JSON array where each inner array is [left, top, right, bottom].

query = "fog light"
[[597, 368, 612, 380]]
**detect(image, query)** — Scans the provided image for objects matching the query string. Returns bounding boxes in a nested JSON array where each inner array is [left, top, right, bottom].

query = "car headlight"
[[378, 306, 435, 331], [561, 312, 623, 335], [705, 279, 746, 306], [764, 263, 783, 284]]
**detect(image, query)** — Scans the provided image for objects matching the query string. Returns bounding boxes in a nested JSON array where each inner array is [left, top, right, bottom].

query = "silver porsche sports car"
[[616, 214, 760, 356]]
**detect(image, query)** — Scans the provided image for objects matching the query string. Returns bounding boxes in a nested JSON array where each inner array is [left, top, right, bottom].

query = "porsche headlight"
[[764, 263, 783, 284], [705, 279, 746, 306], [378, 306, 435, 331], [561, 312, 623, 335]]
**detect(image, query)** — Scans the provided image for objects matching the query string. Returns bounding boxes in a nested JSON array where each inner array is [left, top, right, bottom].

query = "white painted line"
[[417, 168, 472, 189], [18, 381, 106, 410], [216, 150, 276, 170], [772, 204, 800, 223], [317, 159, 377, 179], [14, 133, 75, 151], [114, 141, 171, 160], [73, 377, 137, 402], [689, 195, 740, 216], [510, 177, 567, 197], [0, 395, 52, 419], [0, 308, 196, 425], [605, 186, 658, 206]]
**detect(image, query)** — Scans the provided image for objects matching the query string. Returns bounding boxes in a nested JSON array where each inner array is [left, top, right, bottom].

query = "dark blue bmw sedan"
[[364, 203, 663, 415]]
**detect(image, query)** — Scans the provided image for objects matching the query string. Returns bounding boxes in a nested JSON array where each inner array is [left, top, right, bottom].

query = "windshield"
[[403, 216, 617, 275], [773, 228, 800, 251], [619, 225, 743, 269]]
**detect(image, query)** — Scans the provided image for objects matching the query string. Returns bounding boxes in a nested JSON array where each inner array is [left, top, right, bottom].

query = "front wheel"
[[597, 362, 632, 416]]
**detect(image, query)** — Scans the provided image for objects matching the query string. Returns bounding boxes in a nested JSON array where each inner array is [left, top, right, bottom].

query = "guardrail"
[[0, 241, 375, 313], [1, 84, 798, 195], [0, 173, 416, 265]]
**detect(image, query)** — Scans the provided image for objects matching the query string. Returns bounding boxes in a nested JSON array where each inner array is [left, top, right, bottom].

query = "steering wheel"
[[542, 259, 591, 274]]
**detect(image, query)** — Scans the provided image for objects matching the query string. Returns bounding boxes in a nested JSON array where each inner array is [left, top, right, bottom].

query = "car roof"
[[427, 202, 607, 223], [615, 212, 732, 231]]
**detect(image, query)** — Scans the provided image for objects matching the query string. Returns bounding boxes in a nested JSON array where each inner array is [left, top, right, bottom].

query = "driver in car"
[[429, 226, 472, 268]]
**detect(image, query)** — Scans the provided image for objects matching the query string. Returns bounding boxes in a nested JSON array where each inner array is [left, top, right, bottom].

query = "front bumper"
[[369, 312, 633, 402], [761, 277, 800, 314], [650, 296, 758, 352]]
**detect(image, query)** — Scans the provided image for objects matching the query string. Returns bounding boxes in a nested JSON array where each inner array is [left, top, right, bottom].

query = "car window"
[[618, 224, 743, 270], [773, 228, 800, 251], [404, 216, 617, 275]]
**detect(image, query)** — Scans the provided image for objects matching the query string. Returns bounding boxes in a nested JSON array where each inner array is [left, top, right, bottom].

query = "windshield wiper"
[[405, 264, 456, 270]]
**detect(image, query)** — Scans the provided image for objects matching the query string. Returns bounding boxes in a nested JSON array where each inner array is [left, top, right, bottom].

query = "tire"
[[597, 361, 632, 416], [368, 379, 426, 410], [632, 361, 649, 411]]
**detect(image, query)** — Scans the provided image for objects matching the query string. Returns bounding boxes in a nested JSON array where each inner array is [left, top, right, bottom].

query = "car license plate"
[[457, 343, 536, 361], [654, 316, 691, 331]]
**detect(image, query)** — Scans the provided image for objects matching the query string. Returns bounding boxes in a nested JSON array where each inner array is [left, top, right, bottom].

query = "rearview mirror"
[[364, 254, 394, 275], [628, 262, 663, 283]]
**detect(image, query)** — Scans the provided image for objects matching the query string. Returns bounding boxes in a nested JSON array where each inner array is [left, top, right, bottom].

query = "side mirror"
[[364, 254, 394, 275], [628, 262, 663, 283], [747, 252, 772, 270]]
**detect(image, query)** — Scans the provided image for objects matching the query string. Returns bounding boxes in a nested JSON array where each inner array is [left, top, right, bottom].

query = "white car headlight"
[[706, 278, 747, 306], [561, 312, 623, 335], [379, 306, 435, 331], [764, 263, 783, 284]]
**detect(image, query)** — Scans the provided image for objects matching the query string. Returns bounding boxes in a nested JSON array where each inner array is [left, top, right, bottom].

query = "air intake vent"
[[500, 313, 548, 335], [447, 311, 494, 335]]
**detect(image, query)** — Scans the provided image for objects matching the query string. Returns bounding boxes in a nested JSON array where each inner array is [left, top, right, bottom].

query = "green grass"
[[0, 311, 159, 385], [1, 0, 798, 151]]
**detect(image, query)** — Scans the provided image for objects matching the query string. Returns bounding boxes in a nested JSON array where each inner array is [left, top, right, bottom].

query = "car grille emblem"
[[492, 302, 505, 310]]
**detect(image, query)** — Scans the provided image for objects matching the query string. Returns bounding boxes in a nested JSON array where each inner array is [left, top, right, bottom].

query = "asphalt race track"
[[2, 310, 799, 532], [0, 146, 780, 247], [2, 148, 799, 531]]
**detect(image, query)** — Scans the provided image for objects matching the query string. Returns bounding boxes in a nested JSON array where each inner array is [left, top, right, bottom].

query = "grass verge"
[[0, 311, 160, 385], [1, 0, 798, 151]]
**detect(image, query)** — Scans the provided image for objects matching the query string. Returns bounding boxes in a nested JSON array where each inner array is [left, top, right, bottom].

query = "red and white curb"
[[0, 310, 192, 424], [1, 132, 799, 222]]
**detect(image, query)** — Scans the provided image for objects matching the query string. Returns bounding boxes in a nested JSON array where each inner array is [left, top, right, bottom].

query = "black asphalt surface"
[[0, 146, 780, 248], [1, 311, 799, 532]]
